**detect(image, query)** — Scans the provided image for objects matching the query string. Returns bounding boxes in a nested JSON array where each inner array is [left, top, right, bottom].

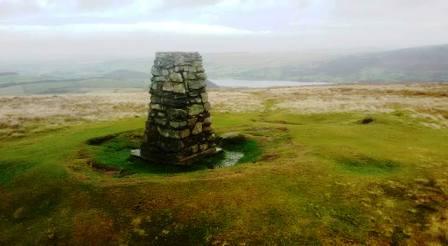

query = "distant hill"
[[202, 44, 448, 83], [0, 72, 18, 76], [1, 44, 447, 96], [103, 69, 149, 80], [206, 80, 218, 88], [102, 69, 219, 88], [307, 44, 448, 82], [0, 68, 220, 95]]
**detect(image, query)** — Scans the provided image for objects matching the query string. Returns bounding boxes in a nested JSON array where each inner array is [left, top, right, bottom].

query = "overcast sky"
[[1, 0, 447, 61]]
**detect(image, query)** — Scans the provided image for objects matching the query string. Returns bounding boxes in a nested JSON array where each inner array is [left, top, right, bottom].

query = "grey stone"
[[167, 108, 188, 120], [200, 92, 208, 102], [208, 134, 216, 141], [184, 72, 197, 80], [199, 144, 208, 151], [140, 52, 216, 165], [152, 76, 168, 82], [187, 80, 205, 90], [151, 96, 162, 104], [151, 104, 163, 110], [192, 122, 203, 135], [161, 97, 189, 107], [157, 127, 180, 139], [191, 145, 199, 153], [169, 72, 183, 82], [150, 81, 158, 90], [203, 126, 213, 132], [188, 118, 197, 127], [162, 82, 186, 94], [188, 104, 204, 115], [154, 117, 167, 126], [196, 73, 207, 80], [189, 97, 202, 104], [169, 121, 187, 129], [151, 66, 162, 76], [204, 102, 211, 111], [192, 61, 203, 68], [179, 129, 191, 138], [204, 117, 212, 124], [194, 65, 205, 73]]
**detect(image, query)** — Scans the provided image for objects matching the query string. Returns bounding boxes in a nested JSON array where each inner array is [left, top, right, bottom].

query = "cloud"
[[0, 21, 270, 35], [158, 0, 224, 9], [0, 0, 42, 17], [0, 0, 220, 17], [0, 0, 448, 62], [75, 0, 132, 10]]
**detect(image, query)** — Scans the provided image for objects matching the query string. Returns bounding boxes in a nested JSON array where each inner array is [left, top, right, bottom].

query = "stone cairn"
[[138, 52, 218, 165]]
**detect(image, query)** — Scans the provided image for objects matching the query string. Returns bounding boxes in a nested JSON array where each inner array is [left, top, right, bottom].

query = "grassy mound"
[[83, 131, 262, 176]]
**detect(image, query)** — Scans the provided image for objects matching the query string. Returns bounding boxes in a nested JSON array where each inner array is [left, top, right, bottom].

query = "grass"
[[0, 108, 448, 244], [0, 161, 35, 186], [336, 156, 400, 175]]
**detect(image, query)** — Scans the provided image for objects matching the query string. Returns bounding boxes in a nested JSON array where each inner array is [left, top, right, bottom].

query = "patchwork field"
[[0, 83, 447, 245]]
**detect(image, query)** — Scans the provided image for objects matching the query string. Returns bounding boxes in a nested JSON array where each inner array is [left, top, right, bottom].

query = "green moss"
[[224, 139, 261, 164], [85, 130, 262, 176]]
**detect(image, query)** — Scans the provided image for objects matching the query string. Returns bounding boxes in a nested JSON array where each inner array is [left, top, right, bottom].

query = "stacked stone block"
[[140, 52, 217, 165]]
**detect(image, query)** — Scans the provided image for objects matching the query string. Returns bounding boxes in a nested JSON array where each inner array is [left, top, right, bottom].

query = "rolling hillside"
[[0, 69, 218, 95], [310, 44, 448, 82], [0, 44, 447, 95], [211, 44, 448, 82]]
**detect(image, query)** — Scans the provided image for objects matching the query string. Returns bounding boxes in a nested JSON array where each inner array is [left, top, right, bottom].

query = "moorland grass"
[[0, 110, 447, 244]]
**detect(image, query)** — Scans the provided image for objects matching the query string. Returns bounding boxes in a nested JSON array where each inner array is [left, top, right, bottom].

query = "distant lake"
[[211, 79, 331, 88]]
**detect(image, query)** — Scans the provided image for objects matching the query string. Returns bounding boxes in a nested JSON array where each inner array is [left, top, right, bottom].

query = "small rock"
[[192, 122, 203, 135], [169, 121, 187, 129], [188, 104, 204, 115], [162, 82, 186, 94], [169, 72, 183, 82]]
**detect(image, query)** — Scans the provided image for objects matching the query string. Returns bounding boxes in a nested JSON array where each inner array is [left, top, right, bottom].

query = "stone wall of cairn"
[[140, 52, 217, 165]]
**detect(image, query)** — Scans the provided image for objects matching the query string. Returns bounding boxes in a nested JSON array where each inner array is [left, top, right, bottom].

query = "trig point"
[[137, 52, 218, 165]]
